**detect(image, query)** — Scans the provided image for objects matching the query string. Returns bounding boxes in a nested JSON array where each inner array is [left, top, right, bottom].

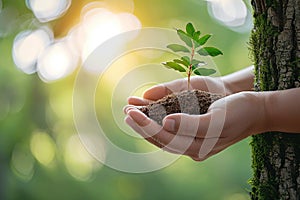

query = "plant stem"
[[188, 42, 195, 90]]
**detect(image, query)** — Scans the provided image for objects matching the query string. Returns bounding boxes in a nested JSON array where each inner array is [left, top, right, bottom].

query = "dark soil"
[[138, 90, 224, 125]]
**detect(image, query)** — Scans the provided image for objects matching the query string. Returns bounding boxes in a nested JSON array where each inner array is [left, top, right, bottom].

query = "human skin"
[[124, 66, 300, 161]]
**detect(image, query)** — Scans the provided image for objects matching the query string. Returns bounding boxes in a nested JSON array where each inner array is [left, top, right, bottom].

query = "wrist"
[[245, 91, 270, 135], [220, 76, 235, 95], [263, 88, 300, 133], [221, 66, 255, 95]]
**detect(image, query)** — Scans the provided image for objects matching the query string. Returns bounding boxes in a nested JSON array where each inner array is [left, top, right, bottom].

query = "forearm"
[[222, 66, 255, 94], [264, 88, 300, 133]]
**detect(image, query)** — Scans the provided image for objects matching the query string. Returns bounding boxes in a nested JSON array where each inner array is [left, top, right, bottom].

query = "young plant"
[[163, 22, 223, 89]]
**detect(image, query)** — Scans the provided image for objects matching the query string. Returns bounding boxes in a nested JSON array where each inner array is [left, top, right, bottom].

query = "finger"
[[125, 116, 164, 148], [143, 79, 187, 100], [162, 113, 210, 138], [123, 105, 137, 114], [127, 109, 162, 137], [125, 115, 179, 153], [123, 105, 147, 115], [142, 84, 172, 101], [125, 116, 145, 136], [127, 96, 152, 106]]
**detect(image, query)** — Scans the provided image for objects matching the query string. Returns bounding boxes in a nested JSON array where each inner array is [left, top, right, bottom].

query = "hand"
[[127, 66, 255, 106], [124, 91, 267, 161], [127, 76, 230, 106]]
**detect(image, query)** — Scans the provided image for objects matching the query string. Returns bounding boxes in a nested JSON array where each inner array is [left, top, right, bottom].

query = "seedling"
[[138, 23, 224, 125], [163, 22, 223, 89]]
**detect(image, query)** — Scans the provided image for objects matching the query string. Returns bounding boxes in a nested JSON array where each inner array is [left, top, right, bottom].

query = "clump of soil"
[[138, 90, 224, 125]]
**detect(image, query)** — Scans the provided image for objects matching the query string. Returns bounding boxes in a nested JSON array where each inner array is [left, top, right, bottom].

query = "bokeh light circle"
[[37, 40, 78, 82], [207, 0, 252, 32], [26, 0, 71, 22], [12, 27, 53, 74], [78, 7, 141, 63]]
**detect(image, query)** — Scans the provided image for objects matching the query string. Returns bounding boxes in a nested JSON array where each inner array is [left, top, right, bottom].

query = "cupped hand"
[[124, 91, 267, 161]]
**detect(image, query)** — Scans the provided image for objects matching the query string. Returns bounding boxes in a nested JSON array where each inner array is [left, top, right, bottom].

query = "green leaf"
[[186, 23, 195, 36], [194, 40, 201, 49], [193, 31, 201, 40], [163, 62, 186, 72], [197, 34, 212, 45], [197, 47, 223, 57], [174, 59, 189, 67], [167, 44, 190, 53], [191, 64, 199, 72], [181, 56, 191, 65], [177, 29, 193, 47], [193, 68, 216, 76]]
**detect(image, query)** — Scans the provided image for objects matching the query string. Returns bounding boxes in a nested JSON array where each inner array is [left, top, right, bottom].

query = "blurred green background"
[[0, 0, 253, 199]]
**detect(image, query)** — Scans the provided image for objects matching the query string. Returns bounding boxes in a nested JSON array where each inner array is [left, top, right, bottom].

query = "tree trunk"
[[250, 0, 300, 199]]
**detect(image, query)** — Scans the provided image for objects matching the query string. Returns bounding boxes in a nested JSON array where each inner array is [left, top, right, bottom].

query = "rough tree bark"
[[250, 0, 300, 199]]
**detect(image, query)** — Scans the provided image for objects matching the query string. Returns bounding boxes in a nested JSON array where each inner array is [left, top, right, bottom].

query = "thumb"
[[162, 113, 210, 138]]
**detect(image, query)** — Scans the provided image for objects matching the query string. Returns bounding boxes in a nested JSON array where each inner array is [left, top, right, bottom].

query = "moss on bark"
[[250, 0, 300, 199]]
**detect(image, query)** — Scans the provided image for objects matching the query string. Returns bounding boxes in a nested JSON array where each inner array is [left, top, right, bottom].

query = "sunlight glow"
[[117, 12, 142, 35], [12, 28, 53, 74], [37, 41, 78, 82], [72, 3, 141, 69], [64, 135, 103, 181], [208, 0, 249, 29], [80, 9, 141, 62], [26, 0, 71, 22], [81, 8, 122, 61], [30, 132, 56, 166]]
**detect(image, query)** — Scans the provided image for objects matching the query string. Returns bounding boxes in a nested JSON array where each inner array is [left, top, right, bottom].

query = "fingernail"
[[123, 105, 136, 114], [163, 118, 176, 132]]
